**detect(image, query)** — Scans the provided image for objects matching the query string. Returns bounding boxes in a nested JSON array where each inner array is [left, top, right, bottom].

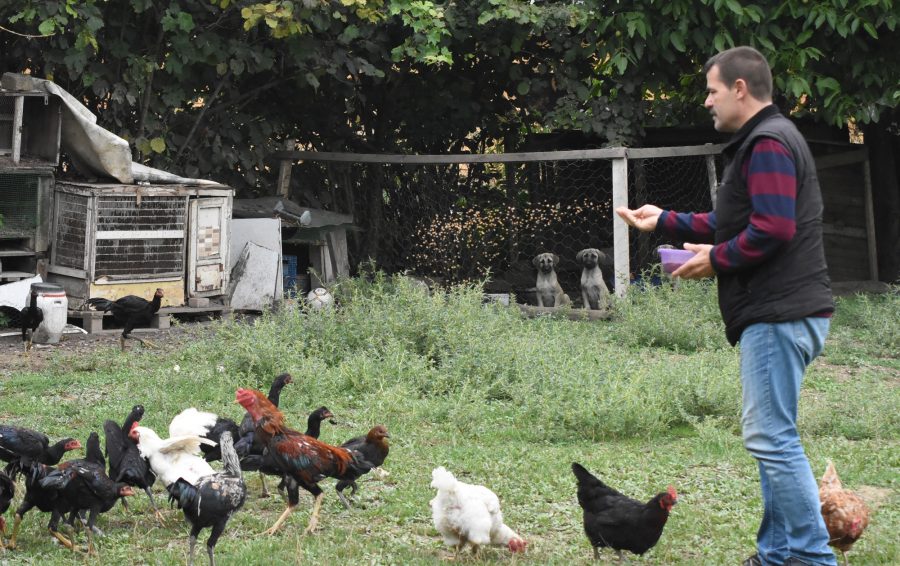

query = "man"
[[616, 46, 836, 566]]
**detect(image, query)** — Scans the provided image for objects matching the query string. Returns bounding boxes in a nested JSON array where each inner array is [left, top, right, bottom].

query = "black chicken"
[[6, 462, 73, 550], [39, 432, 135, 554], [86, 288, 163, 351], [335, 425, 390, 508], [20, 288, 44, 352], [167, 430, 246, 566], [103, 405, 163, 524], [0, 424, 82, 479], [0, 469, 13, 548], [572, 462, 677, 560]]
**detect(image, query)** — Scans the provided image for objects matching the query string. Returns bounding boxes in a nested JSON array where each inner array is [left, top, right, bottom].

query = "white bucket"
[[30, 283, 68, 345]]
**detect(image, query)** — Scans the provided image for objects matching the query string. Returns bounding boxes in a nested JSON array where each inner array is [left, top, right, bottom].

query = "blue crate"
[[283, 275, 298, 298], [283, 255, 298, 277]]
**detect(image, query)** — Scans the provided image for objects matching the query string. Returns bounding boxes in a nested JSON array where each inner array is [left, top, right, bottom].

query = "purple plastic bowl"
[[658, 248, 696, 274]]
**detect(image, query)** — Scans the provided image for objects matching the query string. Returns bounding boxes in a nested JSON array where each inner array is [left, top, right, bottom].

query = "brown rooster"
[[235, 388, 370, 535], [819, 461, 870, 566]]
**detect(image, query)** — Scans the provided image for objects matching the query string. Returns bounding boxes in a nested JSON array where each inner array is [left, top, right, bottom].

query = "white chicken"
[[429, 466, 527, 556], [129, 408, 219, 487]]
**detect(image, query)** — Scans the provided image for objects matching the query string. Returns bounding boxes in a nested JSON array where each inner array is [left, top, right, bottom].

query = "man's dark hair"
[[703, 46, 773, 101]]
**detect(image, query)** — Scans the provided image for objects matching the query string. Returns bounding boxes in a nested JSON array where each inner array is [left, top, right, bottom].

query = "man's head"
[[703, 46, 773, 132]]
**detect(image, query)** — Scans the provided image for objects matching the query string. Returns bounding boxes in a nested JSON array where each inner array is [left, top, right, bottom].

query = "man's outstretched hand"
[[616, 205, 663, 232]]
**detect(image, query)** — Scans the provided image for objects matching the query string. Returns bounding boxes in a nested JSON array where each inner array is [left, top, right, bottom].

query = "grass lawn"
[[0, 276, 897, 565]]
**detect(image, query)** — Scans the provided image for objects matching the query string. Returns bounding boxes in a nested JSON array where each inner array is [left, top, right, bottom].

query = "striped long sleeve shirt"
[[656, 137, 797, 273]]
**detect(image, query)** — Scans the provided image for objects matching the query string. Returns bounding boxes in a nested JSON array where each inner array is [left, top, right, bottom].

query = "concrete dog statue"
[[576, 248, 610, 310], [533, 252, 570, 307]]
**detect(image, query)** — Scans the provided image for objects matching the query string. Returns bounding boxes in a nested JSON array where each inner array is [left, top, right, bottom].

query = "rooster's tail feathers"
[[218, 431, 242, 478]]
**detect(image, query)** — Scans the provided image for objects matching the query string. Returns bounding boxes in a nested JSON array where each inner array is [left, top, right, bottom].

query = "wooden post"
[[862, 158, 879, 281], [612, 156, 629, 297], [276, 139, 295, 198], [706, 153, 719, 207], [12, 95, 23, 164]]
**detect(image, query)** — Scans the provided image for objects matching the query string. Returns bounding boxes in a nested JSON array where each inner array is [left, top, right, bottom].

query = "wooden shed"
[[0, 88, 61, 283], [48, 181, 233, 308]]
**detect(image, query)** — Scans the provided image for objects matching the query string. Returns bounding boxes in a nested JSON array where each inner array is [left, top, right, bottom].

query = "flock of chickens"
[[0, 368, 874, 564]]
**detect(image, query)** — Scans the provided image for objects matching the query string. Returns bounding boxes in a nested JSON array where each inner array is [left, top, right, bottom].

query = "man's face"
[[704, 65, 740, 132]]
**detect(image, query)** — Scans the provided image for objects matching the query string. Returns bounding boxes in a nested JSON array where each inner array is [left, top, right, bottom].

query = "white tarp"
[[1, 72, 217, 185], [0, 274, 42, 312]]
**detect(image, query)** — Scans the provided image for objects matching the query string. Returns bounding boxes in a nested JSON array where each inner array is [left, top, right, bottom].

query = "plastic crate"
[[282, 255, 298, 277]]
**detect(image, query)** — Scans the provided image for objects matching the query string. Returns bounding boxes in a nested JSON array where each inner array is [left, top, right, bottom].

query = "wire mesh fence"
[[287, 146, 722, 304]]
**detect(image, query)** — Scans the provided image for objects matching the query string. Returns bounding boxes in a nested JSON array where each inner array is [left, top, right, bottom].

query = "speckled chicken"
[[167, 431, 246, 566], [819, 460, 870, 566]]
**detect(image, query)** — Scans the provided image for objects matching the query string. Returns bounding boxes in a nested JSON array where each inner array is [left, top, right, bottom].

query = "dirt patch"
[[0, 321, 217, 373], [856, 485, 895, 509]]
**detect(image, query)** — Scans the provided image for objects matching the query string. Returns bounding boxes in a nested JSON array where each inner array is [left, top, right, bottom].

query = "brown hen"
[[819, 460, 869, 566]]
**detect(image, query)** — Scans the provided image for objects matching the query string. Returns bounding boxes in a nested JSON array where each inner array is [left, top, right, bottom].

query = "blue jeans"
[[740, 318, 836, 566]]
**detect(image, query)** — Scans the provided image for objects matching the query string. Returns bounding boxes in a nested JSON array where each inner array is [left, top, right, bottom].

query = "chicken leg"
[[49, 527, 77, 551], [142, 486, 167, 526], [264, 503, 296, 536], [304, 493, 325, 534], [6, 514, 21, 550], [259, 473, 270, 498]]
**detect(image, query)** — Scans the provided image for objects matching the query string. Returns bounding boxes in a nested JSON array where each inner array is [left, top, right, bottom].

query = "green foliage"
[[828, 288, 900, 359], [1, 0, 897, 195], [612, 275, 728, 352]]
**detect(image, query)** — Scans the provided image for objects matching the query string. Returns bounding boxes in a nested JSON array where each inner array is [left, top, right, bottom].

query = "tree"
[[2, 0, 898, 278]]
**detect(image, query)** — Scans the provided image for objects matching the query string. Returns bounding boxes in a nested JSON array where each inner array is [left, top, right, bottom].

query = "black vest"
[[714, 105, 833, 345]]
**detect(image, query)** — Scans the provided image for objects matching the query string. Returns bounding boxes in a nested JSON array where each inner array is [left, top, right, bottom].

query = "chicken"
[[235, 387, 369, 535], [237, 406, 336, 498], [236, 373, 294, 445], [39, 433, 136, 554], [819, 460, 870, 566], [0, 424, 82, 479], [165, 407, 242, 464], [130, 421, 215, 487], [429, 466, 527, 556], [6, 462, 72, 550], [167, 431, 246, 566], [302, 406, 336, 439], [572, 462, 677, 559], [335, 425, 390, 509], [233, 373, 294, 497], [103, 405, 164, 524], [20, 288, 44, 352], [86, 288, 163, 351], [0, 469, 13, 548]]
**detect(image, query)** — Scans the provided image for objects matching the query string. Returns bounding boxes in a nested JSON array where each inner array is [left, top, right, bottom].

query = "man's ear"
[[733, 78, 748, 100]]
